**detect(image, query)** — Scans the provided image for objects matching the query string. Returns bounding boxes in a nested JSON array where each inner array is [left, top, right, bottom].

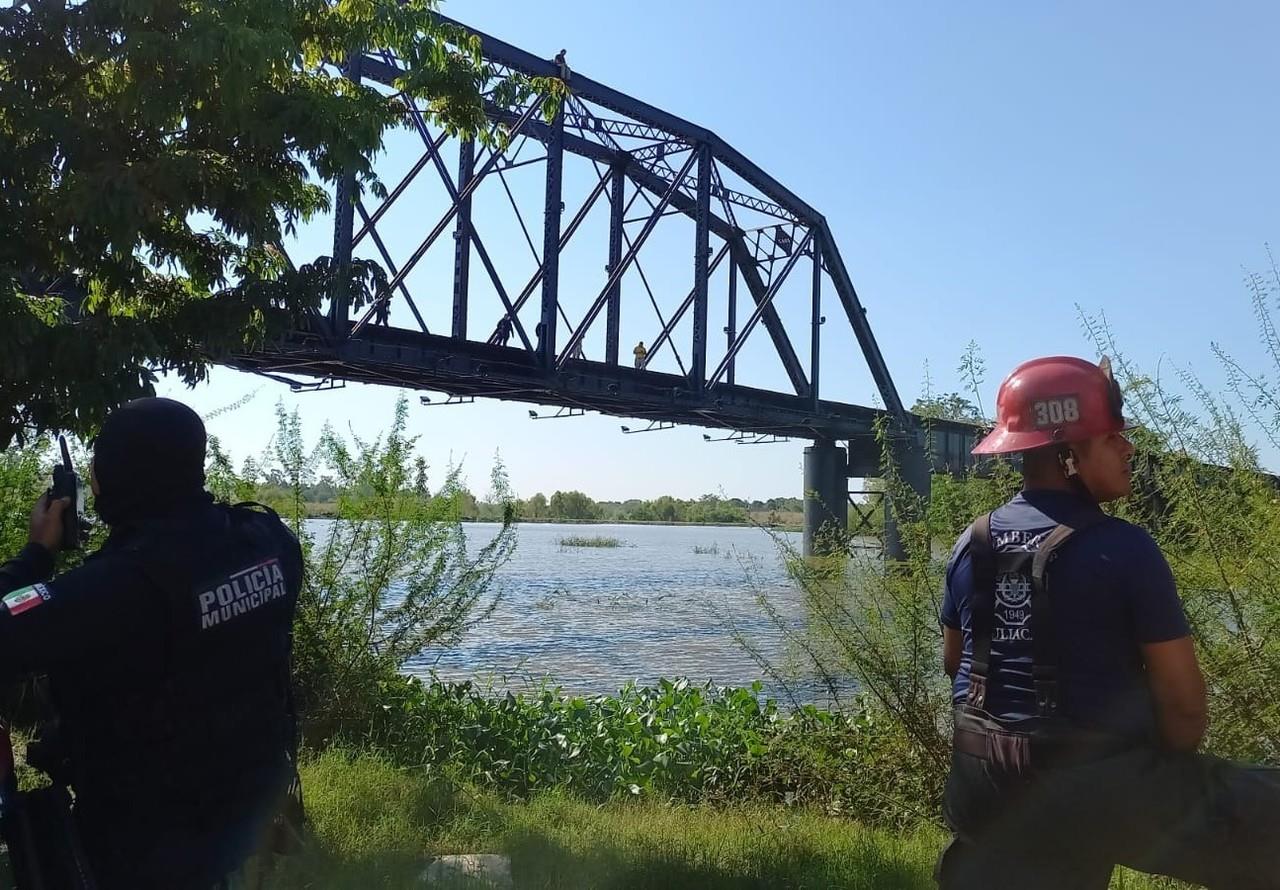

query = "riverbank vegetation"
[[272, 750, 1180, 889], [5, 267, 1277, 887], [558, 535, 624, 548], [237, 474, 804, 528]]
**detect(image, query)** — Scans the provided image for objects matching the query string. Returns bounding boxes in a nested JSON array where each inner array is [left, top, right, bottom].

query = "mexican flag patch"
[[3, 584, 50, 616]]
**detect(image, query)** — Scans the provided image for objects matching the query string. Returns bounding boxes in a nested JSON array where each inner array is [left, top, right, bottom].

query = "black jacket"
[[0, 497, 303, 889]]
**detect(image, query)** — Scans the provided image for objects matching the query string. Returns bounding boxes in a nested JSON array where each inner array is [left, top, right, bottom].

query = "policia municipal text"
[[0, 399, 303, 889], [936, 356, 1280, 888]]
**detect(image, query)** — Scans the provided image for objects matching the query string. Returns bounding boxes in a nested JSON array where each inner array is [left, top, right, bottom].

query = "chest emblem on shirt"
[[3, 584, 52, 617]]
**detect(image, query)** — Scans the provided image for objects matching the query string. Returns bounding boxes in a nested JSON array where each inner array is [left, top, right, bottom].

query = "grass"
[[265, 750, 1192, 890], [558, 535, 624, 548], [691, 543, 719, 555]]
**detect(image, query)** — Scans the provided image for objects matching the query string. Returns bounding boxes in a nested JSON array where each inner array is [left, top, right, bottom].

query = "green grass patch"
[[270, 749, 940, 889], [267, 751, 1190, 889], [558, 535, 624, 548]]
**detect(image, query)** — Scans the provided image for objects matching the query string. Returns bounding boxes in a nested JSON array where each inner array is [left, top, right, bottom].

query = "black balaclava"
[[92, 397, 210, 525]]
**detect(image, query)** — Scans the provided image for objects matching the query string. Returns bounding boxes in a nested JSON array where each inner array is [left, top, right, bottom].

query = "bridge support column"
[[883, 433, 932, 562], [329, 53, 362, 334], [803, 439, 848, 557]]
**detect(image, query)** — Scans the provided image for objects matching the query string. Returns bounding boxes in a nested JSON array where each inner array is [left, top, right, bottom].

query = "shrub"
[[218, 394, 518, 746], [558, 535, 622, 548], [365, 676, 775, 802]]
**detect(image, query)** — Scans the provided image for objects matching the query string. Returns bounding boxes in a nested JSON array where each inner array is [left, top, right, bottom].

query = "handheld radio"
[[48, 435, 85, 551]]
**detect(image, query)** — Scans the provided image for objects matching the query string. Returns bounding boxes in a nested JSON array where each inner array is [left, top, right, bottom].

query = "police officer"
[[0, 398, 303, 889], [936, 356, 1280, 889]]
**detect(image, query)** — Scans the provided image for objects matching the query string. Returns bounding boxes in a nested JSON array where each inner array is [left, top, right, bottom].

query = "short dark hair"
[[1021, 445, 1064, 478]]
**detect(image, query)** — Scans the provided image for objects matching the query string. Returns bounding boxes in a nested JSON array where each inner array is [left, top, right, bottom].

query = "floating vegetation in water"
[[692, 543, 720, 555], [559, 535, 624, 548]]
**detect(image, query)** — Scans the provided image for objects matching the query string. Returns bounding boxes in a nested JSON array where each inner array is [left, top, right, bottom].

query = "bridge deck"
[[228, 324, 982, 475]]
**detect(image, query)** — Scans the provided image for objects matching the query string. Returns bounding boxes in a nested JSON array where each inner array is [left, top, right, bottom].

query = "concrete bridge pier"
[[803, 439, 849, 557], [882, 433, 932, 562]]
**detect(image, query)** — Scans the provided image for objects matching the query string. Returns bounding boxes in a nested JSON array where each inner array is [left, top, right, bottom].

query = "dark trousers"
[[937, 747, 1280, 889]]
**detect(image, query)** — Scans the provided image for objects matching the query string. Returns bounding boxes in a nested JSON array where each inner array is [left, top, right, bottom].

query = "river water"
[[395, 522, 830, 700]]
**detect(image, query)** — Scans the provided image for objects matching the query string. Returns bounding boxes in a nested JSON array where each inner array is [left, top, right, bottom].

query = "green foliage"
[[1079, 272, 1280, 761], [522, 491, 757, 524], [558, 535, 622, 548], [277, 748, 952, 890], [524, 491, 548, 519], [911, 392, 983, 423], [278, 396, 517, 745], [913, 359, 985, 423], [0, 440, 48, 558], [627, 493, 749, 524], [279, 751, 1182, 889], [365, 676, 775, 803], [0, 1, 564, 444], [756, 535, 955, 807], [202, 393, 518, 744], [748, 258, 1280, 826], [546, 490, 601, 521], [744, 704, 947, 828]]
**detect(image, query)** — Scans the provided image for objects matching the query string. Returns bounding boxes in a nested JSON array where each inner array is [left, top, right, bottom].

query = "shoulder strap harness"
[[965, 510, 1109, 718]]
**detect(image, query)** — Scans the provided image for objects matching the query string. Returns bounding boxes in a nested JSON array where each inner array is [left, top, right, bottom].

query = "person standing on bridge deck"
[[0, 398, 304, 888], [494, 315, 513, 347], [633, 340, 647, 369], [935, 355, 1280, 889]]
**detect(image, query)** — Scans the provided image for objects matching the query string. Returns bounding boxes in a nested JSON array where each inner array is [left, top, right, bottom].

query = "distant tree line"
[[515, 492, 804, 525], [244, 472, 802, 526]]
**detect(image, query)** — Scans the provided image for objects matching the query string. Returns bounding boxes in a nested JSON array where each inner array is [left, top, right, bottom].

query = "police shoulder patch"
[[3, 583, 52, 617]]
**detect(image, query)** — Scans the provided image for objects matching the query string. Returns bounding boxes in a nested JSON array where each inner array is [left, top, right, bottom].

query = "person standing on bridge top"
[[633, 340, 647, 369], [935, 355, 1280, 889]]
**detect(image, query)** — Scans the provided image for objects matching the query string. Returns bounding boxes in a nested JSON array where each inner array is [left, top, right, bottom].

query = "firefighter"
[[936, 355, 1280, 889]]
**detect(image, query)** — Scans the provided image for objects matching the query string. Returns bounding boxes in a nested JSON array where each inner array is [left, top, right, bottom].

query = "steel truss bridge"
[[225, 15, 982, 554]]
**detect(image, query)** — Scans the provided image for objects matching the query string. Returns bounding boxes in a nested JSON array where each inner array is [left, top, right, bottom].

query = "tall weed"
[[250, 394, 519, 745]]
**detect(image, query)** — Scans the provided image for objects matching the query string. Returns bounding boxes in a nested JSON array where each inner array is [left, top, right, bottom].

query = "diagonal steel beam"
[[356, 201, 430, 333], [486, 107, 810, 395], [352, 133, 447, 248], [349, 98, 543, 337], [814, 221, 906, 421], [708, 230, 813, 388], [556, 148, 699, 368], [622, 228, 688, 377], [641, 242, 729, 369], [484, 162, 613, 343], [392, 106, 546, 350], [361, 55, 811, 397], [728, 234, 810, 397]]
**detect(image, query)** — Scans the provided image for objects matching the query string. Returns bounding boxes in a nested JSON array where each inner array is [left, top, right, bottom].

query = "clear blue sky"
[[160, 0, 1280, 501]]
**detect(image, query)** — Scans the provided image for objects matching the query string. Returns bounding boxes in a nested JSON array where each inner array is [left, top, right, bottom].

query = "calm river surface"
[[396, 522, 826, 699]]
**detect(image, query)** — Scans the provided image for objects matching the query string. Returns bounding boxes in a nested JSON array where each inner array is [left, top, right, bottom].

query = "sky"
[[159, 1, 1280, 501]]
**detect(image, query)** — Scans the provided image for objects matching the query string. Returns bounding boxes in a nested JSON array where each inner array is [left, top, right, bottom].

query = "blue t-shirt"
[[940, 489, 1190, 740]]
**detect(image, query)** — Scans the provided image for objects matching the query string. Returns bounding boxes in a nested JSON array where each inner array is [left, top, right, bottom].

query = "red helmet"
[[971, 356, 1129, 456]]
